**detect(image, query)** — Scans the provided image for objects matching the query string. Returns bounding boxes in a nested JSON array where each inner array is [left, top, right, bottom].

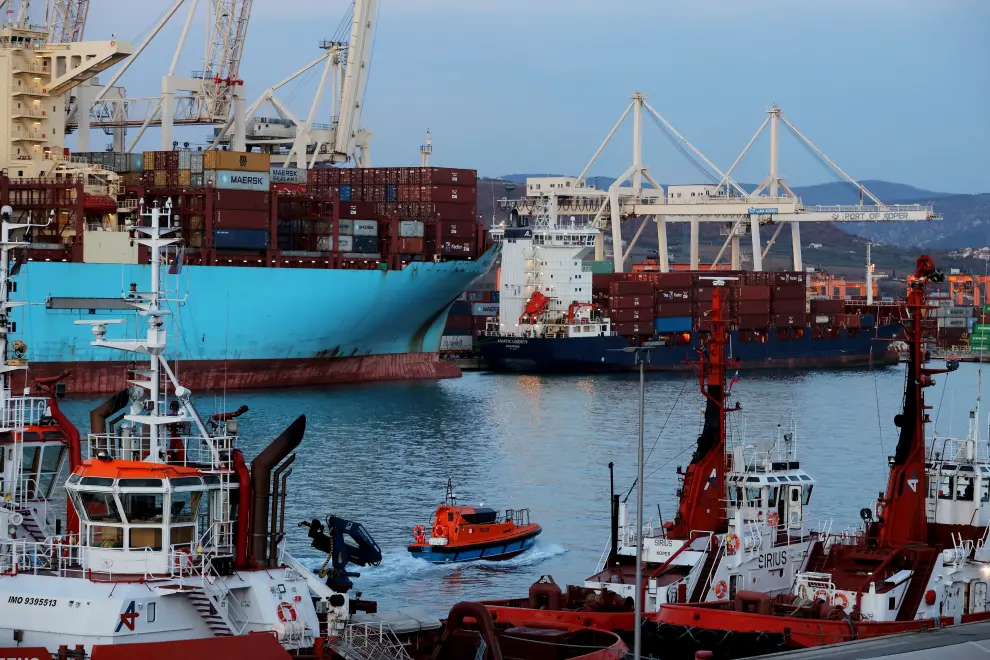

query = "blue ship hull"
[[479, 325, 901, 372], [16, 249, 497, 392], [407, 531, 540, 564]]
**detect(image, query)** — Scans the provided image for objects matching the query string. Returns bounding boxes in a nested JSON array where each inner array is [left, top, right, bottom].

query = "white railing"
[[0, 536, 84, 578], [1, 395, 48, 429], [85, 432, 237, 470], [330, 621, 413, 660], [199, 556, 248, 635], [804, 203, 934, 213]]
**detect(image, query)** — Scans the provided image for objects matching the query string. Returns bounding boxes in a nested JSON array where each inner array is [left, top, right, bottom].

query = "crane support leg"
[[689, 219, 700, 270], [610, 187, 624, 273], [232, 92, 246, 152], [656, 215, 669, 273], [750, 214, 763, 272], [790, 222, 803, 272], [731, 235, 741, 270]]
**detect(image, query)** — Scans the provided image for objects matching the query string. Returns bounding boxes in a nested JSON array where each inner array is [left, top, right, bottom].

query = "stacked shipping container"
[[440, 290, 499, 355]]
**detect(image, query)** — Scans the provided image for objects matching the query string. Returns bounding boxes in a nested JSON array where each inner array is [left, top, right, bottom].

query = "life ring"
[[767, 512, 780, 528], [413, 525, 426, 544], [814, 589, 829, 602], [833, 593, 849, 610], [174, 546, 193, 569], [726, 534, 740, 554], [875, 501, 885, 519], [714, 581, 728, 599], [433, 524, 447, 538], [277, 602, 297, 623]]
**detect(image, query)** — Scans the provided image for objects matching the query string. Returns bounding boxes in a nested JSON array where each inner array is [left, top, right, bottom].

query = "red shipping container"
[[772, 284, 806, 300], [339, 202, 379, 218], [439, 240, 476, 256], [396, 237, 424, 253], [774, 272, 806, 285], [841, 314, 861, 329], [610, 294, 652, 310], [432, 202, 477, 222], [615, 322, 652, 336], [736, 314, 771, 330], [215, 209, 270, 230], [737, 285, 772, 301], [735, 300, 772, 315], [430, 168, 477, 186], [439, 221, 478, 241], [655, 302, 693, 318], [611, 307, 653, 323], [655, 272, 694, 288], [772, 313, 808, 327], [445, 315, 471, 331], [424, 185, 476, 204], [592, 273, 624, 290], [742, 272, 773, 285], [214, 189, 269, 211], [810, 299, 844, 314], [656, 288, 692, 302], [772, 298, 807, 314], [610, 280, 653, 296]]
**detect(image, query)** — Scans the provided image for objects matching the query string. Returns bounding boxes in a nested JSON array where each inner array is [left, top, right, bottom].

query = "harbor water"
[[56, 361, 989, 616]]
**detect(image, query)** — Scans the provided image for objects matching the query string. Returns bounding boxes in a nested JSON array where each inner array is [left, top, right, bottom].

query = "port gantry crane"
[[500, 92, 940, 273], [66, 0, 255, 152], [45, 0, 89, 43]]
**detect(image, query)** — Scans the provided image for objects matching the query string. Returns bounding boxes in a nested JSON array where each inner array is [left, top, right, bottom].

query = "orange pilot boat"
[[408, 478, 541, 563]]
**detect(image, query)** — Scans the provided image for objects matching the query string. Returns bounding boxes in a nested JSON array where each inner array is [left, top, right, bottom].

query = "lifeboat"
[[408, 478, 541, 563]]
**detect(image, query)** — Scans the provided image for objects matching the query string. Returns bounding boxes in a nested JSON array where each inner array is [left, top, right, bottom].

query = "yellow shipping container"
[[178, 170, 191, 186], [143, 151, 156, 171], [203, 150, 270, 172], [154, 171, 168, 186]]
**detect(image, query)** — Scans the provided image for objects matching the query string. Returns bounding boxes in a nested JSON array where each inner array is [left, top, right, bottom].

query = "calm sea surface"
[[56, 361, 989, 616]]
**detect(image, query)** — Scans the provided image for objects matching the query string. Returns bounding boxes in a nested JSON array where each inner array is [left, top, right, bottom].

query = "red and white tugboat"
[[485, 281, 822, 633], [0, 201, 354, 658], [650, 256, 990, 658]]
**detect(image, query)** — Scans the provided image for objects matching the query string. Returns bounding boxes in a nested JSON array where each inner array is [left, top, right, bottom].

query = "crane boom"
[[334, 0, 377, 159], [201, 0, 253, 119]]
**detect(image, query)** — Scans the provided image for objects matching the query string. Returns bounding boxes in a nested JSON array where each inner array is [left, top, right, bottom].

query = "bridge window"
[[745, 488, 762, 507], [768, 487, 779, 507], [123, 493, 165, 523], [171, 490, 203, 523], [79, 491, 122, 523], [982, 480, 990, 503], [957, 476, 975, 502], [129, 527, 163, 551], [90, 525, 124, 548], [803, 486, 814, 505], [938, 475, 954, 500]]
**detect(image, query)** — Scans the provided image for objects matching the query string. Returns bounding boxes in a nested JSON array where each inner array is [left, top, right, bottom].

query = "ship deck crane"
[[501, 93, 939, 273]]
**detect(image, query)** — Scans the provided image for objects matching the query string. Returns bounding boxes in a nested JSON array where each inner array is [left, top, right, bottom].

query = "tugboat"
[[0, 201, 357, 658], [485, 281, 822, 632], [408, 478, 542, 563], [649, 256, 990, 658]]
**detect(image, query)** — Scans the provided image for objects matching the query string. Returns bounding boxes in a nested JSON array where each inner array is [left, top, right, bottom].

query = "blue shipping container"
[[450, 300, 472, 316], [339, 185, 352, 201], [491, 291, 500, 303], [655, 317, 693, 333], [214, 229, 269, 250], [385, 184, 398, 202], [352, 236, 378, 253]]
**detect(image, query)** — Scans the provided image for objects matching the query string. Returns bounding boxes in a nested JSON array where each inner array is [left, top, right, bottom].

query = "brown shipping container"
[[439, 240, 476, 257], [655, 272, 694, 288], [445, 315, 471, 331], [656, 288, 692, 302], [772, 298, 807, 314], [841, 314, 862, 329], [429, 168, 476, 186], [203, 150, 270, 172], [611, 308, 653, 323], [178, 170, 191, 186], [774, 272, 806, 285], [215, 209, 269, 230], [737, 315, 771, 330], [433, 202, 477, 222], [215, 189, 270, 211], [772, 313, 808, 327], [592, 274, 624, 290], [772, 284, 806, 300], [735, 300, 772, 315], [811, 299, 845, 314], [424, 185, 476, 204], [610, 295, 652, 310], [339, 202, 378, 218], [655, 302, 693, 318], [742, 272, 773, 285], [610, 280, 653, 296], [737, 285, 772, 301], [439, 221, 477, 240], [615, 322, 652, 336], [396, 237, 424, 253]]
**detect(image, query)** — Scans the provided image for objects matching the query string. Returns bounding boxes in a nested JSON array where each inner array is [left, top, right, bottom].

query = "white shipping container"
[[338, 219, 353, 235], [814, 315, 830, 324], [399, 220, 425, 238], [948, 307, 971, 317], [190, 153, 204, 173], [270, 167, 307, 184], [335, 235, 353, 251], [178, 150, 192, 170], [206, 169, 270, 191], [944, 319, 968, 328], [440, 335, 473, 351], [472, 303, 499, 316], [353, 220, 378, 236]]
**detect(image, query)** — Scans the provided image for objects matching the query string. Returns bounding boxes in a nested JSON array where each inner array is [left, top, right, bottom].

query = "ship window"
[[129, 527, 164, 551], [981, 480, 990, 503], [79, 491, 122, 523], [170, 491, 203, 523], [147, 602, 157, 623], [800, 475, 812, 481], [118, 478, 164, 488], [768, 487, 779, 507], [938, 475, 954, 500], [122, 493, 165, 523], [767, 477, 777, 483], [171, 477, 204, 488], [957, 476, 975, 502], [803, 486, 813, 505], [90, 525, 124, 548], [80, 477, 114, 487], [37, 445, 65, 499], [745, 488, 762, 507]]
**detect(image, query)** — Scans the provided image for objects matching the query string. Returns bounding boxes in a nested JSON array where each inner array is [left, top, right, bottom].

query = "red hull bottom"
[[18, 353, 462, 394]]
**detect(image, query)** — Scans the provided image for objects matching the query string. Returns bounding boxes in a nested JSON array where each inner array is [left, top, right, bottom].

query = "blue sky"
[[80, 0, 988, 193]]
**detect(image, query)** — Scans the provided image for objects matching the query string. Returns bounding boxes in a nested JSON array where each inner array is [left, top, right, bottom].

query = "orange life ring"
[[277, 602, 297, 623], [875, 501, 885, 519], [814, 589, 829, 602], [726, 534, 740, 554], [714, 580, 728, 599], [413, 525, 426, 544], [833, 593, 849, 610], [433, 524, 447, 538], [767, 512, 780, 528]]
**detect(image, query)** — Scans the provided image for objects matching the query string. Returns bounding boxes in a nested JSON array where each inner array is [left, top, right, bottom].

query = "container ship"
[[2, 154, 494, 393], [475, 217, 900, 373]]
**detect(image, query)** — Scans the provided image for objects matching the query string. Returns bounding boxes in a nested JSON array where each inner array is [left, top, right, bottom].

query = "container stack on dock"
[[440, 290, 498, 358], [102, 150, 487, 267]]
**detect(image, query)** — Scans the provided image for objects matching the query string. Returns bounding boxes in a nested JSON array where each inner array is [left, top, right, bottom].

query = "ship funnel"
[[250, 415, 306, 567]]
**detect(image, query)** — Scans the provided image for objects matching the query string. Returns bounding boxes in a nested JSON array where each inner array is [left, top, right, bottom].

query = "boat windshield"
[[462, 509, 498, 525]]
